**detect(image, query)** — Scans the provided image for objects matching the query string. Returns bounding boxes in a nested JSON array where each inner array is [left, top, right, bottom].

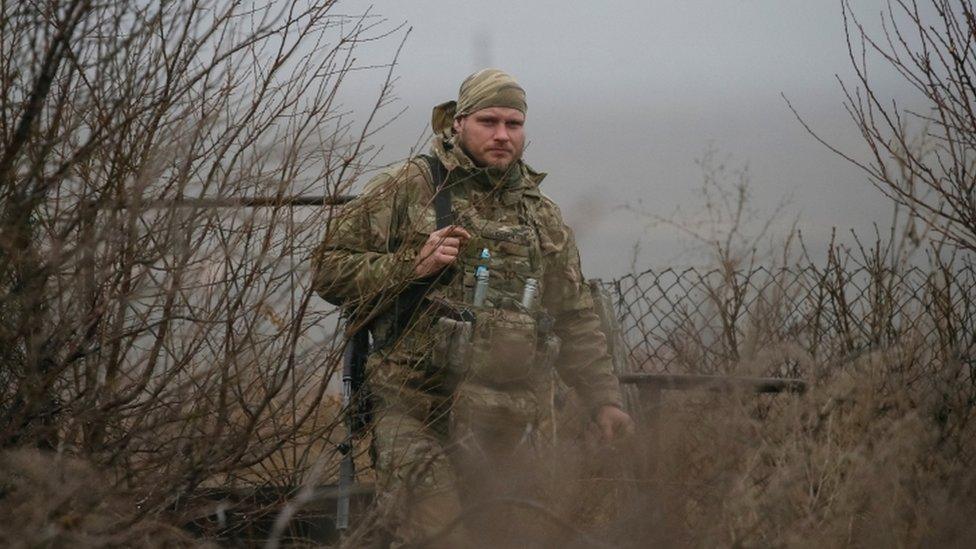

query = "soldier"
[[313, 68, 633, 547]]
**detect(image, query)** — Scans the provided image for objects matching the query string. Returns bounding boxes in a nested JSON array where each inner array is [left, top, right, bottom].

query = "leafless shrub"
[[789, 0, 976, 254], [624, 147, 795, 273], [599, 84, 976, 540], [0, 0, 401, 542], [601, 18, 976, 533]]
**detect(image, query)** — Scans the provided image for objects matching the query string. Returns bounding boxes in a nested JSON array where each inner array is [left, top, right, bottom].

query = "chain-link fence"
[[604, 264, 976, 385]]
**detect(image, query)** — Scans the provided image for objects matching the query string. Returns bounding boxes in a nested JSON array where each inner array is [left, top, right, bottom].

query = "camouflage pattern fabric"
[[312, 95, 622, 545], [457, 68, 526, 115], [368, 377, 469, 547], [312, 137, 622, 411], [432, 68, 526, 135]]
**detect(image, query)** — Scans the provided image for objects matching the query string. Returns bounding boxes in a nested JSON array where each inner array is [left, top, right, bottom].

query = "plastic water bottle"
[[473, 248, 490, 307], [521, 277, 538, 309]]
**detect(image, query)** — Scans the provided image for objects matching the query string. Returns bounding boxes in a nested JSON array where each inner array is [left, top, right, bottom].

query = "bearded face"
[[453, 107, 526, 170]]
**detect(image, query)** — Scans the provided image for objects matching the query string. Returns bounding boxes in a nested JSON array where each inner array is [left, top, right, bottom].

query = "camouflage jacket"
[[312, 137, 622, 411]]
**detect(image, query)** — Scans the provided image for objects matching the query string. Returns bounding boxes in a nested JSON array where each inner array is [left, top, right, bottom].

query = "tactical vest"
[[379, 155, 560, 390]]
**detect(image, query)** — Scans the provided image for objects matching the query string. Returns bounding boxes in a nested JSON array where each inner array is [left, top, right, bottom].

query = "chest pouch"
[[419, 155, 561, 386], [469, 307, 540, 386], [431, 306, 561, 388], [431, 309, 561, 442]]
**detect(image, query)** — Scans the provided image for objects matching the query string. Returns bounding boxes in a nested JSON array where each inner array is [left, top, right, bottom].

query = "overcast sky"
[[335, 1, 925, 279]]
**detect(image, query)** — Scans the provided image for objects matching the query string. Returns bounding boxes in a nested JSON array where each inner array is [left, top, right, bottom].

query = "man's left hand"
[[594, 405, 635, 442]]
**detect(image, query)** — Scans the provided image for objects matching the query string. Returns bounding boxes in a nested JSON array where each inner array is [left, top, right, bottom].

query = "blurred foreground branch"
[[0, 0, 402, 541]]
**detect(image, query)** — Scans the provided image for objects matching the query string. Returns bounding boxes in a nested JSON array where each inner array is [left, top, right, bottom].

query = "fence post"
[[587, 279, 641, 417], [588, 279, 664, 526]]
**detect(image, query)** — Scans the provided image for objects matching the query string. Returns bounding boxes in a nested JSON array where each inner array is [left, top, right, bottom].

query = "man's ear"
[[452, 115, 464, 135]]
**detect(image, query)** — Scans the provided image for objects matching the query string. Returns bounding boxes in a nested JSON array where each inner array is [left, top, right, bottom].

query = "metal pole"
[[617, 373, 807, 394], [98, 194, 358, 209]]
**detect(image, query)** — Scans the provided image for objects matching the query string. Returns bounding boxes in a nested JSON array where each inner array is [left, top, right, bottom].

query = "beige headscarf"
[[432, 68, 526, 135]]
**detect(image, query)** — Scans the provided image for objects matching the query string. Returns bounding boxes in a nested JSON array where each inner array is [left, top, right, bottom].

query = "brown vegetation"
[[329, 242, 974, 547], [0, 0, 973, 547], [592, 251, 976, 547], [0, 0, 401, 543]]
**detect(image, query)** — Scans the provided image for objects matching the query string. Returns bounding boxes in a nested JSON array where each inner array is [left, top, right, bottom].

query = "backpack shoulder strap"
[[422, 154, 454, 229]]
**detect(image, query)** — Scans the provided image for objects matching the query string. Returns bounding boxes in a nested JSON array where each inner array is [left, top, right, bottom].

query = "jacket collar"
[[430, 136, 546, 201]]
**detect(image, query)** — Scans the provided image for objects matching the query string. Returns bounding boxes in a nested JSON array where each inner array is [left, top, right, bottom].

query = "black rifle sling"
[[426, 154, 454, 229], [344, 325, 371, 433], [377, 154, 454, 349]]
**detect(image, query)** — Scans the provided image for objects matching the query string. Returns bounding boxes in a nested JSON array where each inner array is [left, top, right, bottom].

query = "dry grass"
[[635, 346, 975, 547], [378, 327, 975, 548], [3, 1, 974, 546], [0, 449, 203, 547], [328, 250, 976, 548]]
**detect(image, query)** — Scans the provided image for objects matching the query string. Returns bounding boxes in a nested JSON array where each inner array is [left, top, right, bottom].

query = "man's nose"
[[492, 124, 510, 142]]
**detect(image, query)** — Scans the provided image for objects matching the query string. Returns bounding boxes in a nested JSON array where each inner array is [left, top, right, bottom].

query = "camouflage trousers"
[[369, 357, 554, 548]]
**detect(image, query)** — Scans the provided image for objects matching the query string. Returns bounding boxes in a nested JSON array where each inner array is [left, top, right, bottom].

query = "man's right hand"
[[413, 225, 471, 278]]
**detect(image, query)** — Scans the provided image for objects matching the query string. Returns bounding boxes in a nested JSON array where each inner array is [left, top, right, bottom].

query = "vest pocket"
[[467, 308, 540, 386], [430, 316, 473, 378], [429, 306, 548, 389]]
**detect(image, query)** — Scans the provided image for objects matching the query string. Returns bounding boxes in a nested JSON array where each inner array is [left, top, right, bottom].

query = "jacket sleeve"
[[539, 208, 624, 413], [310, 164, 421, 314]]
